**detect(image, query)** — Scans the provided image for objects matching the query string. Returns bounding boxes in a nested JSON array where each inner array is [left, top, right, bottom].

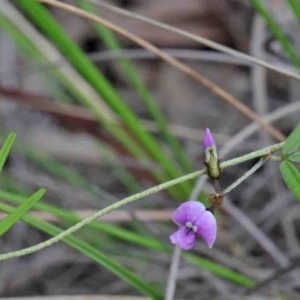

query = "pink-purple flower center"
[[185, 221, 197, 234]]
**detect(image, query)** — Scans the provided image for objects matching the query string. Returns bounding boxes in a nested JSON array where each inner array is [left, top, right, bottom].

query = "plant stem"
[[222, 158, 265, 195], [269, 155, 282, 161], [0, 141, 285, 261], [220, 142, 284, 168]]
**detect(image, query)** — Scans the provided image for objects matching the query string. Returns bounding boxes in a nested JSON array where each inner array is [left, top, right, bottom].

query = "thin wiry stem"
[[87, 0, 300, 81], [250, 13, 283, 213], [0, 0, 115, 121], [222, 197, 290, 268], [164, 246, 181, 300], [245, 255, 300, 295], [220, 142, 284, 168], [192, 143, 288, 269], [1, 49, 297, 82], [222, 158, 266, 195], [0, 168, 206, 261], [165, 175, 207, 299], [219, 101, 300, 158], [0, 142, 285, 261]]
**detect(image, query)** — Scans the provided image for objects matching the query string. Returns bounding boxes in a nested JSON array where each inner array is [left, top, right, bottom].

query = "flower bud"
[[203, 128, 220, 179]]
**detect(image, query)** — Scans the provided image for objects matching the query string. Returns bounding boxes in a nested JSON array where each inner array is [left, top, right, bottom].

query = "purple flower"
[[170, 201, 217, 250], [203, 128, 216, 151]]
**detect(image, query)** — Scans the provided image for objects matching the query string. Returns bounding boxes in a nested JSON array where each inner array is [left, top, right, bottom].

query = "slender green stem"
[[220, 142, 284, 168], [269, 155, 283, 162], [222, 158, 265, 195], [78, 0, 193, 174], [219, 143, 285, 195], [0, 142, 285, 261], [0, 168, 206, 261]]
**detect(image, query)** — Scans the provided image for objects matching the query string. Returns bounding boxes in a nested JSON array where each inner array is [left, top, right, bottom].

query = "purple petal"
[[195, 211, 217, 248], [203, 128, 216, 151], [172, 201, 205, 226], [170, 228, 196, 250]]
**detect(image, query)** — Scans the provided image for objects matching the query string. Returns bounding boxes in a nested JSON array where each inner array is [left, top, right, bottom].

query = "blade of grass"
[[16, 0, 191, 196], [0, 4, 145, 155], [250, 0, 300, 69], [288, 0, 300, 28], [0, 130, 126, 201], [22, 142, 142, 197], [0, 5, 129, 142], [0, 189, 255, 287], [0, 173, 29, 195], [0, 3, 109, 109], [0, 188, 45, 237], [0, 7, 72, 103], [22, 147, 118, 202], [78, 0, 193, 175], [0, 132, 15, 173], [183, 252, 255, 287], [0, 201, 163, 299], [0, 3, 180, 196], [0, 130, 133, 202]]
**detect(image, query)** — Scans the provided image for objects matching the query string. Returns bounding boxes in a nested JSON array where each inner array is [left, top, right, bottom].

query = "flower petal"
[[195, 211, 217, 248], [203, 128, 216, 150], [170, 228, 196, 250], [172, 200, 205, 226]]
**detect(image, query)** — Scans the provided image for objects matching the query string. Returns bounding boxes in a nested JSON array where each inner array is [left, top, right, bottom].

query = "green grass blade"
[[282, 122, 300, 155], [0, 131, 117, 198], [280, 161, 300, 201], [0, 201, 163, 299], [16, 0, 191, 196], [18, 139, 142, 197], [288, 0, 300, 27], [0, 133, 16, 173], [0, 5, 176, 195], [0, 188, 45, 237], [78, 1, 193, 174], [0, 7, 84, 104], [23, 148, 115, 200], [250, 0, 300, 69], [0, 174, 29, 195], [184, 252, 255, 287]]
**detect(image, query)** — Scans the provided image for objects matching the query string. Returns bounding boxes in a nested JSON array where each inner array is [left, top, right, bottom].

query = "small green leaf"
[[283, 123, 300, 155], [0, 133, 16, 173], [280, 161, 300, 201], [0, 188, 45, 237], [288, 153, 300, 163]]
